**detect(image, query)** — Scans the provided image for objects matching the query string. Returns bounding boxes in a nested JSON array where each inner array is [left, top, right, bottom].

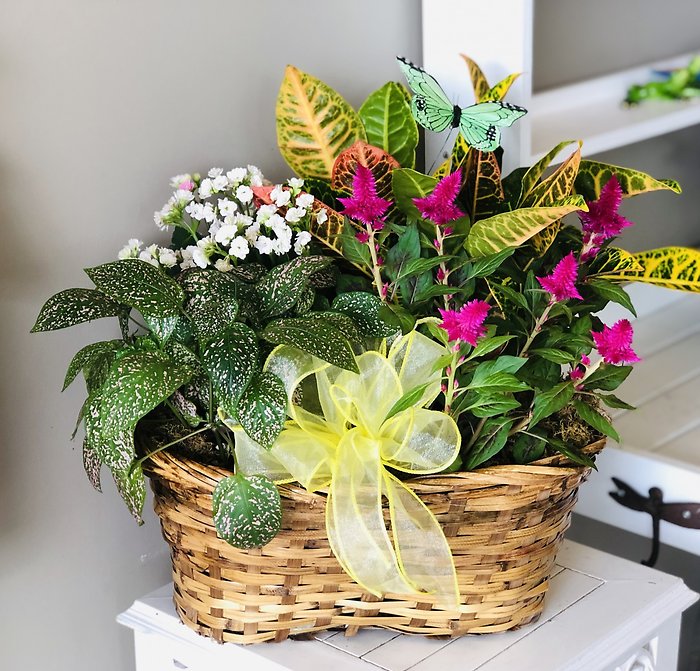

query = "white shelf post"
[[421, 0, 534, 174]]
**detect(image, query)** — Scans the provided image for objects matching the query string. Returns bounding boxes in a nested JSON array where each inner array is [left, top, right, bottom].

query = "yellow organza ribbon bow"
[[234, 330, 461, 606]]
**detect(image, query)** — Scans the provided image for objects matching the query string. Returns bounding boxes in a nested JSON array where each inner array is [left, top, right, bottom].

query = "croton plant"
[[33, 55, 700, 554]]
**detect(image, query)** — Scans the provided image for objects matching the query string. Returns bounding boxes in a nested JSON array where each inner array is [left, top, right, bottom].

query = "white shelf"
[[530, 51, 700, 163]]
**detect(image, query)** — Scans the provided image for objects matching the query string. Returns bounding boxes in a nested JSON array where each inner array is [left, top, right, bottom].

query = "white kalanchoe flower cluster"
[[124, 168, 318, 272]]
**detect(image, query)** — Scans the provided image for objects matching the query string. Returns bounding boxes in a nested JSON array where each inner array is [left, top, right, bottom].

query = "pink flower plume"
[[592, 319, 640, 365], [413, 169, 465, 226], [337, 165, 391, 229], [438, 300, 490, 346], [579, 175, 633, 241], [536, 252, 583, 302]]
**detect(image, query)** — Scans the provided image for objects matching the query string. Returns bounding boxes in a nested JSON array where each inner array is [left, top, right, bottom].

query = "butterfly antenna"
[[427, 130, 454, 175]]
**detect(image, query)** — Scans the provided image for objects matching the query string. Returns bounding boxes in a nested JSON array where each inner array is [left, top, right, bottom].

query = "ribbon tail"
[[326, 432, 414, 597], [384, 471, 460, 609]]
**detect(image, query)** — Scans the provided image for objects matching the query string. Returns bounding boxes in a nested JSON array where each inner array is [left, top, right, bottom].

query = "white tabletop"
[[118, 540, 697, 671]]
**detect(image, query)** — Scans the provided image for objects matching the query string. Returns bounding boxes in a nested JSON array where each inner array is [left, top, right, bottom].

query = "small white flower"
[[266, 213, 286, 232], [316, 208, 328, 225], [217, 198, 238, 218], [288, 177, 304, 190], [272, 236, 292, 255], [214, 257, 233, 272], [198, 178, 213, 199], [255, 203, 277, 225], [154, 205, 171, 229], [247, 165, 263, 187], [215, 223, 238, 246], [285, 206, 306, 224], [180, 247, 196, 270], [254, 235, 274, 255], [212, 175, 228, 193], [294, 231, 312, 255], [192, 237, 216, 268], [208, 167, 223, 178], [226, 167, 247, 185], [229, 236, 250, 260], [185, 202, 205, 220], [158, 247, 178, 268], [208, 219, 222, 237], [236, 184, 254, 203], [296, 193, 314, 209], [270, 185, 291, 207], [139, 244, 160, 267], [201, 203, 216, 223], [174, 189, 194, 204], [229, 213, 253, 229], [244, 222, 260, 244], [118, 238, 143, 259]]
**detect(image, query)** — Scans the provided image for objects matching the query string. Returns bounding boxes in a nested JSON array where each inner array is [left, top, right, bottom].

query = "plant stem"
[[133, 423, 214, 469], [443, 348, 460, 414], [519, 302, 555, 357], [434, 226, 452, 310], [465, 417, 487, 451], [365, 225, 386, 301]]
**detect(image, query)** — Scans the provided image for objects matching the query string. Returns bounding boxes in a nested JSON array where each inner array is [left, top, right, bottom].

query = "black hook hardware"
[[609, 477, 700, 567]]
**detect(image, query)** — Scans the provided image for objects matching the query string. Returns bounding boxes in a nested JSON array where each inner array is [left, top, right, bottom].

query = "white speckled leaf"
[[332, 292, 395, 337], [82, 434, 102, 492], [83, 391, 138, 472], [237, 372, 287, 448], [201, 323, 258, 416], [212, 474, 282, 548], [179, 269, 239, 343], [262, 317, 359, 372], [98, 351, 193, 437], [142, 314, 180, 342], [63, 340, 122, 391], [255, 255, 332, 318], [113, 462, 146, 523], [85, 259, 185, 318], [32, 288, 124, 332]]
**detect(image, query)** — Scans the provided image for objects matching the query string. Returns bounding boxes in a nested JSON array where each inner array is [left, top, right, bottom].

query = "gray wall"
[[2, 2, 699, 670], [0, 2, 420, 670]]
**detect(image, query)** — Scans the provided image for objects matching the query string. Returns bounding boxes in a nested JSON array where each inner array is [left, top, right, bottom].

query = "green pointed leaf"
[[237, 372, 287, 449], [85, 259, 184, 318], [179, 269, 239, 342], [464, 247, 516, 280], [395, 256, 450, 282], [385, 382, 433, 421], [472, 356, 528, 379], [583, 363, 633, 392], [261, 317, 358, 373], [113, 462, 146, 523], [32, 288, 124, 332], [276, 65, 366, 180], [575, 160, 681, 201], [467, 335, 515, 359], [547, 437, 597, 468], [520, 140, 579, 204], [378, 303, 416, 335], [586, 279, 637, 316], [530, 381, 575, 428], [391, 169, 437, 218], [385, 222, 420, 282], [596, 247, 700, 292], [463, 417, 514, 470], [358, 81, 418, 168], [572, 400, 620, 442], [460, 392, 520, 418], [468, 371, 530, 393], [599, 394, 635, 410], [213, 474, 282, 548], [256, 255, 333, 318], [530, 348, 576, 365], [466, 196, 587, 257], [63, 340, 122, 391], [98, 351, 193, 437], [202, 323, 259, 416], [332, 292, 395, 337]]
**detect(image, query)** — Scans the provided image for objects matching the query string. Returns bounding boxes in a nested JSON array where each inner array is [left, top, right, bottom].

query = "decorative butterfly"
[[397, 56, 527, 152]]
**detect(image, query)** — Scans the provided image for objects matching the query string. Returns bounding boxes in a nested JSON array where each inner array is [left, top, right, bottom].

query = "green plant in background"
[[626, 55, 700, 104]]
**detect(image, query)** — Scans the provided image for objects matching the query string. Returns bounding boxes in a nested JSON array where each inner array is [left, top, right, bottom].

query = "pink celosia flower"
[[338, 165, 391, 229], [591, 319, 640, 365], [579, 175, 633, 242], [413, 169, 465, 226], [569, 368, 585, 381], [537, 252, 583, 302], [581, 354, 591, 366], [355, 230, 370, 244], [438, 300, 490, 346]]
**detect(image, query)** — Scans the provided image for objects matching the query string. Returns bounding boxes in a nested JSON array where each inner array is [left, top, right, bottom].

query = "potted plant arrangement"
[[33, 55, 700, 644]]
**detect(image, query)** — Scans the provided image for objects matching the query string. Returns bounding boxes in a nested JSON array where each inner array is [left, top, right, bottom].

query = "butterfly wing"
[[459, 101, 528, 151], [397, 56, 454, 133]]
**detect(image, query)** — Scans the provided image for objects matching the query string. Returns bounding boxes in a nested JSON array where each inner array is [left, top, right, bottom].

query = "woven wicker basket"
[[144, 438, 604, 644]]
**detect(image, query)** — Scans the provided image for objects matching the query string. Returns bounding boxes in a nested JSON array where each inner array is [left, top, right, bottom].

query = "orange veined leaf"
[[331, 141, 400, 202]]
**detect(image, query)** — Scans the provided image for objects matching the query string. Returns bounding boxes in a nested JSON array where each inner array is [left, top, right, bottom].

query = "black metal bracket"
[[609, 477, 700, 567]]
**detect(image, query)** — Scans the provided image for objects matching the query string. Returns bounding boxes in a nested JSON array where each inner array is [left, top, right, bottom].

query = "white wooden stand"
[[118, 540, 696, 671]]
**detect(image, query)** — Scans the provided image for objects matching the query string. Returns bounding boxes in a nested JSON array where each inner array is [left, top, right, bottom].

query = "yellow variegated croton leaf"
[[466, 195, 587, 258], [594, 247, 700, 292], [461, 54, 490, 103], [276, 65, 366, 180], [575, 160, 681, 201], [588, 248, 644, 276], [519, 140, 580, 206], [463, 148, 504, 221]]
